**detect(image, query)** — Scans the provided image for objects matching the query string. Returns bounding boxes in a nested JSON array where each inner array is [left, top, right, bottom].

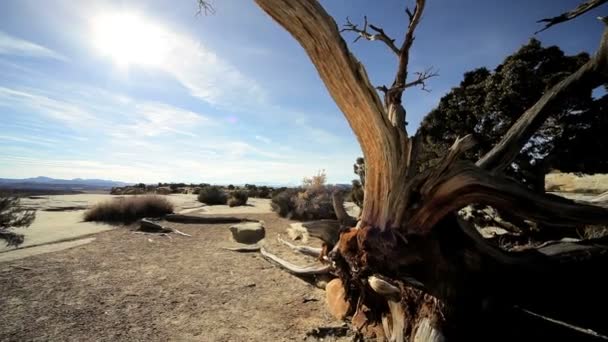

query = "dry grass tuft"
[[84, 196, 174, 224]]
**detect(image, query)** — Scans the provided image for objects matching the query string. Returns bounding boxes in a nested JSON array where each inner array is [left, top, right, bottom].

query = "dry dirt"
[[0, 213, 354, 341]]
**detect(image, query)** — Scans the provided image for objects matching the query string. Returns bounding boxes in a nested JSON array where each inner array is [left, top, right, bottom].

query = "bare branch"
[[384, 0, 427, 128], [477, 22, 608, 172], [260, 247, 331, 275], [516, 306, 608, 340], [394, 0, 426, 88], [406, 7, 414, 22], [401, 68, 439, 91], [196, 0, 216, 15], [536, 0, 608, 34], [341, 16, 400, 56], [277, 236, 322, 258]]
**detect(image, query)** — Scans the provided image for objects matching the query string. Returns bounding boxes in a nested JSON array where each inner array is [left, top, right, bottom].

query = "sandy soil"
[[1, 195, 274, 256], [0, 213, 353, 341], [0, 211, 112, 253]]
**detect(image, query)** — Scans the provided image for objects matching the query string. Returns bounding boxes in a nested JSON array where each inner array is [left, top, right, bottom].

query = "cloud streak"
[[89, 12, 266, 111], [0, 31, 67, 61]]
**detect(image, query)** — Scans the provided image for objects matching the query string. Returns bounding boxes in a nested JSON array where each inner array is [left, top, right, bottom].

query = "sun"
[[91, 12, 171, 68]]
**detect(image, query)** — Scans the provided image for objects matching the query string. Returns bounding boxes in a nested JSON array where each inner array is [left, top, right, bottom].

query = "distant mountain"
[[0, 177, 130, 190]]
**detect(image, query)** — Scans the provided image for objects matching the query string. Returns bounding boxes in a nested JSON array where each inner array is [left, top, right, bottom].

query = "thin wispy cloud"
[[255, 135, 271, 144], [0, 86, 99, 129], [0, 31, 67, 61], [89, 12, 267, 110]]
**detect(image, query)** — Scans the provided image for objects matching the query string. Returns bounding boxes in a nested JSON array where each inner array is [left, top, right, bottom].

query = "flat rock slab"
[[229, 222, 265, 244]]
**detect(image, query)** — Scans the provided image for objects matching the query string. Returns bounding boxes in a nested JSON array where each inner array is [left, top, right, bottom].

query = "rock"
[[229, 222, 265, 244], [326, 278, 349, 321]]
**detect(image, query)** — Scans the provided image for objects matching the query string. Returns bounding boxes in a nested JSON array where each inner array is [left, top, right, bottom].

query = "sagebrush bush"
[[271, 187, 335, 220], [197, 186, 228, 205], [228, 190, 249, 207], [271, 188, 300, 218], [293, 186, 336, 220], [84, 196, 174, 224]]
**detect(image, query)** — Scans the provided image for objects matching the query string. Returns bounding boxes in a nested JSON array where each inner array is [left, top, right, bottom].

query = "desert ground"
[[0, 194, 355, 341]]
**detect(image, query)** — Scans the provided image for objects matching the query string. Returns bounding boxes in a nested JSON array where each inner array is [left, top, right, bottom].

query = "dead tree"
[[204, 0, 608, 340]]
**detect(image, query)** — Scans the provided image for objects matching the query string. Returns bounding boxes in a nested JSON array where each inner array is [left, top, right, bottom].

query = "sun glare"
[[91, 12, 171, 68]]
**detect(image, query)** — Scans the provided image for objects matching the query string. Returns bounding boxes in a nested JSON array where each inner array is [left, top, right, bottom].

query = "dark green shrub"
[[197, 186, 228, 205], [271, 188, 299, 218], [257, 186, 271, 198], [228, 190, 249, 207]]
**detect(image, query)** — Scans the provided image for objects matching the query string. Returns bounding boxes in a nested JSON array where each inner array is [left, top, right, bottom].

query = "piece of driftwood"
[[140, 218, 192, 237]]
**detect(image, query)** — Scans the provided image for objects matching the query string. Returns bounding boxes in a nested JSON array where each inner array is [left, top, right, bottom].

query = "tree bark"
[[254, 0, 414, 230]]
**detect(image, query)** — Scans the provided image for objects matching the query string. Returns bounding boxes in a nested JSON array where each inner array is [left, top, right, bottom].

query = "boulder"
[[229, 222, 265, 244]]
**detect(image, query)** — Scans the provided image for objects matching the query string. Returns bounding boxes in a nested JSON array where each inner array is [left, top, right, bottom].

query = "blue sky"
[[0, 0, 604, 184]]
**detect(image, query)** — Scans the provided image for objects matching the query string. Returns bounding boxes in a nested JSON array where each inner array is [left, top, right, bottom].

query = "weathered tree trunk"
[[249, 0, 608, 340]]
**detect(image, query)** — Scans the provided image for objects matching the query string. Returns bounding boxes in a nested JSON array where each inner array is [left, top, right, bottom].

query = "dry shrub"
[[293, 186, 335, 220], [84, 196, 174, 224], [271, 188, 300, 218], [271, 170, 336, 220], [228, 190, 249, 207], [197, 186, 228, 205]]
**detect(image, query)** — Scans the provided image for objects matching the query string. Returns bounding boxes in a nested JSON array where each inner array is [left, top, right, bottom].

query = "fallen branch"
[[140, 218, 192, 237], [260, 247, 331, 275], [516, 306, 608, 340], [172, 228, 192, 237], [278, 235, 322, 257]]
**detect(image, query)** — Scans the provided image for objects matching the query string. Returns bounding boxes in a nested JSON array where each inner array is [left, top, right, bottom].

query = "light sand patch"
[[0, 210, 112, 252], [0, 238, 96, 263]]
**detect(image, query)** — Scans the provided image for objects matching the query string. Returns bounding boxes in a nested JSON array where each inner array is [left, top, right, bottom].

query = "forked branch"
[[341, 16, 400, 56], [377, 68, 438, 94], [394, 0, 426, 89], [196, 0, 216, 15]]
